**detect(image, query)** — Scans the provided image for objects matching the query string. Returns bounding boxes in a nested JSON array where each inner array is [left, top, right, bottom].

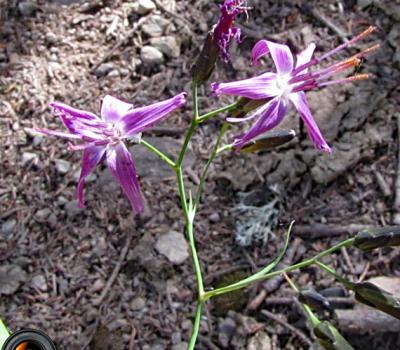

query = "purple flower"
[[213, 0, 248, 62], [35, 93, 186, 213], [212, 26, 377, 152]]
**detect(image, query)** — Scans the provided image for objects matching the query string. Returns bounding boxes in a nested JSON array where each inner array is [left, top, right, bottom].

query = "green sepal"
[[354, 281, 400, 319], [314, 321, 355, 350], [354, 226, 400, 251], [241, 129, 296, 153]]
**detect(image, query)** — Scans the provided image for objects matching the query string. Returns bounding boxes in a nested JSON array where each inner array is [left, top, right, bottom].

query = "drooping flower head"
[[212, 26, 378, 152], [213, 0, 248, 62], [191, 0, 248, 84], [34, 94, 186, 214]]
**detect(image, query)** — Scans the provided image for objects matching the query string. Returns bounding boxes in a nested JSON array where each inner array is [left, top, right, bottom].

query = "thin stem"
[[188, 302, 204, 350], [197, 100, 240, 124], [194, 122, 229, 208], [192, 84, 199, 120], [176, 166, 189, 222], [176, 85, 200, 168], [176, 83, 205, 348], [202, 238, 355, 300], [314, 260, 354, 288], [282, 274, 320, 327], [217, 143, 234, 154], [140, 139, 176, 168]]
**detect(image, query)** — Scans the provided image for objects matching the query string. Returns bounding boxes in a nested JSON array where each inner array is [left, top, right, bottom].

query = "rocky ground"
[[1, 0, 400, 349]]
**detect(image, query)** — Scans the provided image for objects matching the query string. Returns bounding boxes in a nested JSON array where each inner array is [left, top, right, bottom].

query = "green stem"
[[188, 302, 204, 350], [140, 139, 176, 168], [194, 122, 229, 209], [217, 143, 234, 154], [203, 237, 355, 300], [176, 83, 205, 348], [197, 101, 240, 124], [314, 260, 355, 288]]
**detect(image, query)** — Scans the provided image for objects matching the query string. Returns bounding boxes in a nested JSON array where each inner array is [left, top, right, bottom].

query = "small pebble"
[[55, 159, 71, 175], [141, 46, 164, 65], [1, 219, 17, 235]]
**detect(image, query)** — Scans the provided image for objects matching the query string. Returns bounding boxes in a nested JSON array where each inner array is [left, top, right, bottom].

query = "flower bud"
[[299, 288, 332, 311], [227, 97, 270, 120], [240, 129, 296, 153], [354, 226, 400, 252], [354, 282, 400, 320], [191, 32, 220, 85], [314, 321, 355, 350]]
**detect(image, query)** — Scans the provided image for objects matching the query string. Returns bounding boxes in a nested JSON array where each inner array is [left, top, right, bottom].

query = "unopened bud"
[[354, 281, 400, 320], [354, 226, 400, 252], [241, 129, 296, 153], [191, 32, 220, 85], [228, 97, 270, 119], [299, 288, 332, 311], [314, 321, 355, 350]]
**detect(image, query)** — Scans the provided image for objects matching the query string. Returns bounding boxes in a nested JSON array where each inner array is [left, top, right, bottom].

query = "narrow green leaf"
[[252, 220, 294, 279]]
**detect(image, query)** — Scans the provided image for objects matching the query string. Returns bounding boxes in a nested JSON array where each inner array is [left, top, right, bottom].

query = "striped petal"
[[289, 92, 331, 153], [295, 43, 316, 73], [211, 72, 280, 100], [233, 98, 288, 149], [101, 95, 134, 123], [120, 93, 186, 138], [106, 142, 144, 214], [77, 144, 107, 208], [251, 40, 294, 75]]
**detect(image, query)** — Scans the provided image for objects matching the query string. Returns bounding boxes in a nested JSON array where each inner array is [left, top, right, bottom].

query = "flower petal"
[[120, 93, 186, 138], [106, 142, 144, 213], [77, 144, 106, 208], [251, 40, 294, 75], [101, 95, 134, 123], [251, 40, 270, 65], [295, 43, 316, 72], [211, 72, 279, 99], [50, 102, 106, 140], [33, 128, 82, 140], [289, 92, 331, 153], [50, 102, 99, 121], [233, 98, 288, 149]]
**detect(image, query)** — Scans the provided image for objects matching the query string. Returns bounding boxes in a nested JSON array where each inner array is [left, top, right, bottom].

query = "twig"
[[93, 233, 133, 306], [261, 309, 313, 347], [307, 7, 349, 43], [341, 246, 355, 275], [373, 167, 392, 198], [91, 16, 148, 73], [357, 261, 370, 283], [393, 114, 400, 224], [263, 296, 355, 307]]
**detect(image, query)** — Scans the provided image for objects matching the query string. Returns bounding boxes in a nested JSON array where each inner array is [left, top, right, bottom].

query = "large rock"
[[155, 231, 189, 265], [130, 137, 195, 179]]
